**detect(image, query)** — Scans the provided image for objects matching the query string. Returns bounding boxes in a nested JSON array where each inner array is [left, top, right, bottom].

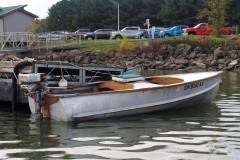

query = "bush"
[[120, 36, 135, 54]]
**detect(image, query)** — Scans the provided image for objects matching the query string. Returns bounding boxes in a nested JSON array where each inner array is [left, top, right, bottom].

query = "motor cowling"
[[19, 73, 47, 94], [19, 73, 48, 121]]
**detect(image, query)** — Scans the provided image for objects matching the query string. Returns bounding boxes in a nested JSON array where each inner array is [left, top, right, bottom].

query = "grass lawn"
[[37, 34, 240, 52]]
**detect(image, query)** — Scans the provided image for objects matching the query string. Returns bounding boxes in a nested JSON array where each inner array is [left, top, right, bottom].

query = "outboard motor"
[[19, 73, 48, 120]]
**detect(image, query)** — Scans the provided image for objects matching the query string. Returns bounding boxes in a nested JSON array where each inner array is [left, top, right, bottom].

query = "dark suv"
[[84, 29, 116, 40]]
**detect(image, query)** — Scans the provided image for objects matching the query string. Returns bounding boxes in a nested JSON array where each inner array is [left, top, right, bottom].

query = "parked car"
[[160, 25, 189, 38], [75, 29, 91, 39], [38, 32, 50, 41], [75, 29, 91, 33], [111, 26, 143, 39], [144, 27, 168, 38], [182, 23, 232, 36], [84, 29, 116, 40], [54, 31, 78, 40], [155, 27, 169, 31], [38, 30, 75, 41]]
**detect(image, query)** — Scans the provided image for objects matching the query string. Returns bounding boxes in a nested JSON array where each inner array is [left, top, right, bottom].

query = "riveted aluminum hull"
[[28, 71, 223, 121]]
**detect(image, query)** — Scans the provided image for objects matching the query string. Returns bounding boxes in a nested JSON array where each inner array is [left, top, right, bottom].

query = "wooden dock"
[[0, 59, 135, 110]]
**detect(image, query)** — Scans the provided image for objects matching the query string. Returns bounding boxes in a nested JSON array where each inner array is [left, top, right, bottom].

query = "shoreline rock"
[[2, 43, 240, 72]]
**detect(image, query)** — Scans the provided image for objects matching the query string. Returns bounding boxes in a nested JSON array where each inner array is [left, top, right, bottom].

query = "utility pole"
[[109, 0, 119, 31]]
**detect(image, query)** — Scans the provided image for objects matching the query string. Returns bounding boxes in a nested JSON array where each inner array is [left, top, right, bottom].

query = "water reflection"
[[0, 71, 240, 159]]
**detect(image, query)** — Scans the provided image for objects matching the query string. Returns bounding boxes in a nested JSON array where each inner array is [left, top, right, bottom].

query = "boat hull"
[[73, 83, 219, 121], [27, 72, 222, 121]]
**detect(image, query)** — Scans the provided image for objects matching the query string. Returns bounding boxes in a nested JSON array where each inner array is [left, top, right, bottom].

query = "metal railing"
[[0, 32, 77, 52], [0, 31, 148, 53], [0, 32, 37, 50]]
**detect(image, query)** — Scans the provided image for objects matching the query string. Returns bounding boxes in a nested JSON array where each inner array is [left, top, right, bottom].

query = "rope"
[[11, 61, 20, 85], [60, 61, 64, 78]]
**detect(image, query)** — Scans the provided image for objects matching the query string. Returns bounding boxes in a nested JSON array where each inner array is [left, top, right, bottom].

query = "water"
[[0, 71, 240, 160]]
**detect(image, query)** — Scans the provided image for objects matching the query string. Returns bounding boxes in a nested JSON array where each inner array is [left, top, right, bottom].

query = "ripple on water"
[[1, 72, 240, 159]]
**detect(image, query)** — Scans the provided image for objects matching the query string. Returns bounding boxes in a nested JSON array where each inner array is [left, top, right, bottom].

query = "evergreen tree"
[[159, 0, 204, 27], [43, 0, 236, 32], [45, 0, 166, 31], [228, 0, 240, 25]]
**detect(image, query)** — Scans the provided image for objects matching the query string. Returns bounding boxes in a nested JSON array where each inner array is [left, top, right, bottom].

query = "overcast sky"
[[0, 0, 61, 19]]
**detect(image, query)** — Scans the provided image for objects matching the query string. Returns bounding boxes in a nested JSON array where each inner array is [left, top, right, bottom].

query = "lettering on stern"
[[184, 81, 204, 90]]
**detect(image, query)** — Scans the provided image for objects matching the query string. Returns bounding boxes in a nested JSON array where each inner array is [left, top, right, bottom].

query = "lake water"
[[0, 71, 240, 160]]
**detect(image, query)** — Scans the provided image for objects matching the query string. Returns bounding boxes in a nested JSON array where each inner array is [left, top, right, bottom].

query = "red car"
[[183, 23, 232, 36]]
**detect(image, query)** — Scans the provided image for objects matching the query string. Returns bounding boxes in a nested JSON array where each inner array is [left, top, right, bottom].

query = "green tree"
[[228, 0, 240, 26], [45, 0, 72, 31], [43, 0, 240, 32], [159, 0, 204, 27], [27, 19, 46, 33], [198, 0, 228, 37], [45, 0, 166, 31]]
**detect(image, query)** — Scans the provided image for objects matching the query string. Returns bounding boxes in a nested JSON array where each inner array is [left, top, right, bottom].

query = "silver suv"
[[111, 26, 143, 39]]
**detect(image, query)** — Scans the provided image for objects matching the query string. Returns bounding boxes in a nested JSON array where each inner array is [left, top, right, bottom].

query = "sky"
[[0, 0, 61, 19]]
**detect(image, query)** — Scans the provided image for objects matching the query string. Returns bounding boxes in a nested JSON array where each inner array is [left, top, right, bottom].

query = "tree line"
[[29, 0, 240, 33]]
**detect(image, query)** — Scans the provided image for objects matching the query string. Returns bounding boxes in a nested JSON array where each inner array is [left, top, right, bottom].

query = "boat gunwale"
[[48, 71, 223, 98]]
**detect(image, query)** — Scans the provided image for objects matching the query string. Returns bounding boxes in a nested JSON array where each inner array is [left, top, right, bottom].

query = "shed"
[[0, 5, 38, 33]]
